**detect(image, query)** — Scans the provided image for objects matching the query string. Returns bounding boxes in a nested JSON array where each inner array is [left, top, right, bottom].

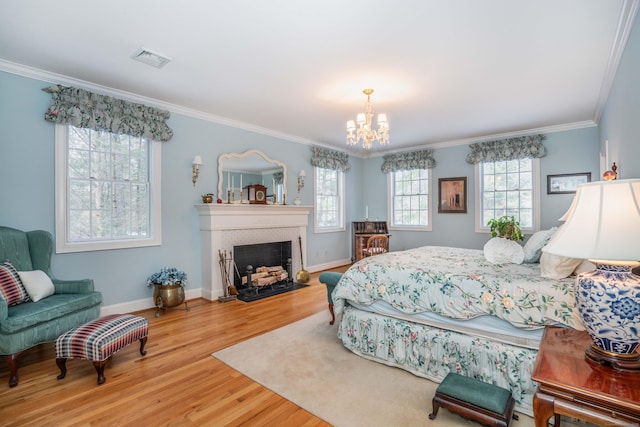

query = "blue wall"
[[0, 71, 352, 306], [600, 10, 640, 179], [360, 128, 600, 252], [0, 68, 603, 308]]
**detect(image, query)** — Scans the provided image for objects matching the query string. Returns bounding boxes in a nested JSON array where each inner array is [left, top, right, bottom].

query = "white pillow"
[[573, 259, 596, 275], [17, 270, 55, 302], [522, 227, 558, 263], [484, 237, 525, 264], [539, 252, 582, 279]]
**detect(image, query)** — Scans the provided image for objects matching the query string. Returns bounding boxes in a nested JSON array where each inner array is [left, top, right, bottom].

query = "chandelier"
[[346, 88, 390, 149]]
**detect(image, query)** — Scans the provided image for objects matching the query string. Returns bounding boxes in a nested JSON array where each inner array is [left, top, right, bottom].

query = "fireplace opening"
[[232, 240, 305, 302]]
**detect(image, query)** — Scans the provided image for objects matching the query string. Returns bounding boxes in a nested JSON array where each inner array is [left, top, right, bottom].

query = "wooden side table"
[[532, 326, 640, 427]]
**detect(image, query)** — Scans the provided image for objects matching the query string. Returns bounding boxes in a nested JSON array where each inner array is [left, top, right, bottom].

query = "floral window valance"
[[42, 85, 173, 142], [465, 134, 546, 164], [273, 171, 284, 184], [381, 149, 436, 173], [310, 146, 350, 172]]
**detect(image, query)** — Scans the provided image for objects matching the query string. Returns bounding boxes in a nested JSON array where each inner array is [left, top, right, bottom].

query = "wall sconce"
[[297, 170, 306, 193], [192, 155, 203, 186]]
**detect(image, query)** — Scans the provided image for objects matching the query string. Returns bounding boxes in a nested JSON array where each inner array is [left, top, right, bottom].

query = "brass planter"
[[153, 284, 189, 317]]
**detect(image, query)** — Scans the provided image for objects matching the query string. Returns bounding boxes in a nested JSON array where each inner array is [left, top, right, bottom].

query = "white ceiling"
[[0, 0, 637, 155]]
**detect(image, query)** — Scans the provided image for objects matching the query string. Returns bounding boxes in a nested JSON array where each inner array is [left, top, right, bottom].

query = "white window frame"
[[474, 158, 540, 234], [387, 169, 433, 231], [313, 167, 345, 233], [54, 124, 162, 253]]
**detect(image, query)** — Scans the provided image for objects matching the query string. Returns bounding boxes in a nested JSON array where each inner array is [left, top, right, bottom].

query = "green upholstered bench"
[[318, 272, 343, 325], [428, 372, 517, 427]]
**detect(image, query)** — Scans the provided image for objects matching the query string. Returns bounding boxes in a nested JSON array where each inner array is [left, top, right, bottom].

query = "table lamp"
[[543, 178, 640, 371]]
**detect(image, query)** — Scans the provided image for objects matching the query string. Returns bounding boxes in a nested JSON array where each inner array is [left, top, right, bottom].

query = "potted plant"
[[487, 215, 524, 241], [146, 267, 189, 316]]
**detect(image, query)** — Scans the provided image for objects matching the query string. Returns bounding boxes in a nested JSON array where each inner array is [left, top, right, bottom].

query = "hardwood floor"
[[0, 267, 349, 426]]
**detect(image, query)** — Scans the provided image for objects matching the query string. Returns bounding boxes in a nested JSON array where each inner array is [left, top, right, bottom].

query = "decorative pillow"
[[539, 252, 582, 279], [17, 270, 55, 302], [484, 237, 525, 264], [523, 227, 558, 263], [573, 259, 596, 275], [0, 262, 31, 306]]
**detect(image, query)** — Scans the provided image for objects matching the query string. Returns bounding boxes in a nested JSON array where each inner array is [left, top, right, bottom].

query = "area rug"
[[235, 281, 309, 302], [212, 312, 538, 427]]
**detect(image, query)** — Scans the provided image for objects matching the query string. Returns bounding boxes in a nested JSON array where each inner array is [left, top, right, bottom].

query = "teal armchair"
[[0, 226, 102, 387]]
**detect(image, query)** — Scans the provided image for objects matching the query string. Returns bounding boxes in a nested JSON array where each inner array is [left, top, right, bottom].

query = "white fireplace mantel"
[[195, 204, 312, 300]]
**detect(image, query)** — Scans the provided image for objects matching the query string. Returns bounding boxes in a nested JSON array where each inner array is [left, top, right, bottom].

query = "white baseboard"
[[99, 261, 350, 316], [99, 288, 202, 316], [307, 258, 351, 273]]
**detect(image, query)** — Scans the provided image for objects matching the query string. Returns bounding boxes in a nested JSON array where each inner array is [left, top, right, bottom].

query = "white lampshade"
[[544, 179, 640, 261], [346, 120, 356, 131], [558, 193, 577, 221], [356, 113, 366, 125], [192, 155, 203, 166], [299, 170, 306, 177], [377, 113, 388, 125]]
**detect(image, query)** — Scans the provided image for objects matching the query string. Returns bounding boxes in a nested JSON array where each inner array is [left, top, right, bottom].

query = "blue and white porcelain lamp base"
[[576, 262, 640, 371]]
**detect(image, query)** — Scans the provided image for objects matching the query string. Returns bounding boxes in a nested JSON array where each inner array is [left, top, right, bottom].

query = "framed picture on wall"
[[438, 177, 467, 213], [547, 172, 591, 194]]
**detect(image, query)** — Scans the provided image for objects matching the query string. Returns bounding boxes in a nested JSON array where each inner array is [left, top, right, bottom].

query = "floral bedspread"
[[333, 246, 584, 330]]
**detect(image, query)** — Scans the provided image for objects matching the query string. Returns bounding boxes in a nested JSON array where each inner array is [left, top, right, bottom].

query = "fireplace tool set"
[[217, 250, 238, 302]]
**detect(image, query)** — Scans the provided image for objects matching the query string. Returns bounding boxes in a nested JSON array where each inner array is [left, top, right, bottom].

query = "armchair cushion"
[[2, 292, 102, 335], [0, 262, 30, 306]]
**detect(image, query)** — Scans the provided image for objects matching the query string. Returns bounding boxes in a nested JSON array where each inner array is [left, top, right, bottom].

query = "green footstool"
[[428, 372, 517, 427], [318, 272, 343, 325]]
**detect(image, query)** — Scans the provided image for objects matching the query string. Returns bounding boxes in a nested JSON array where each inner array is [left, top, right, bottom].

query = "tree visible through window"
[[479, 158, 535, 230], [56, 125, 161, 252], [315, 167, 344, 231], [390, 169, 430, 228]]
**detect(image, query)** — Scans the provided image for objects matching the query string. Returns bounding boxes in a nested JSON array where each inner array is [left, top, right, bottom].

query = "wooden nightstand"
[[532, 326, 640, 427]]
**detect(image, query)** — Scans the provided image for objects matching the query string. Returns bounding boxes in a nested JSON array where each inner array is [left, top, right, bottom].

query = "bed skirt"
[[338, 304, 538, 416]]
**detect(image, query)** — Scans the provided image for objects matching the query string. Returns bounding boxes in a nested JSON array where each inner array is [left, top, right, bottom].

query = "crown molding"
[[0, 58, 604, 160], [0, 59, 323, 148], [593, 0, 640, 122], [358, 120, 598, 159]]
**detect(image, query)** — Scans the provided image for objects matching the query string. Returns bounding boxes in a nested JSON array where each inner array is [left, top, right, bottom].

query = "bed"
[[332, 245, 584, 416]]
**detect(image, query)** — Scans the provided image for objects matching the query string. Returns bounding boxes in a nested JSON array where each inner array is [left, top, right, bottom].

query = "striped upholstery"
[[56, 314, 148, 362], [0, 261, 31, 306]]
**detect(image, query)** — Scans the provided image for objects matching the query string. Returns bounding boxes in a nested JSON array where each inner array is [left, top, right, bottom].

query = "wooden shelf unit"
[[352, 221, 390, 262]]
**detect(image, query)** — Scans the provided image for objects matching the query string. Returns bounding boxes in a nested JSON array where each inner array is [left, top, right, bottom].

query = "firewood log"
[[255, 276, 277, 286], [241, 271, 270, 285], [257, 266, 284, 273]]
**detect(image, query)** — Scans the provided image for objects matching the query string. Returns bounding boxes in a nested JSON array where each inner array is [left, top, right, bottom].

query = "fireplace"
[[195, 204, 312, 300], [233, 240, 292, 287]]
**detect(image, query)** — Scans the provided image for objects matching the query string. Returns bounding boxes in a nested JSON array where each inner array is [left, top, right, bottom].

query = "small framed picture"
[[547, 172, 591, 194], [438, 177, 467, 213]]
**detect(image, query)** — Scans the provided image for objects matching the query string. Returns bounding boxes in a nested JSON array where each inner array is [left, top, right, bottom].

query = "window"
[[476, 158, 540, 233], [314, 167, 345, 232], [55, 124, 161, 253], [389, 169, 432, 230]]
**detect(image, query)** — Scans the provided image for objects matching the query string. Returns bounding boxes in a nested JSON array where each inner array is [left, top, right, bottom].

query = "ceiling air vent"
[[130, 47, 172, 68]]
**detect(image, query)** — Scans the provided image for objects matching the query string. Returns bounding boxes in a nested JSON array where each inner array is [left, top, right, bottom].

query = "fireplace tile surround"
[[195, 204, 312, 300]]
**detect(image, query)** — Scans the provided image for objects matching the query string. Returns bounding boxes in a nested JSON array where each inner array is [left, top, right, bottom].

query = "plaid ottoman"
[[55, 314, 149, 385]]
